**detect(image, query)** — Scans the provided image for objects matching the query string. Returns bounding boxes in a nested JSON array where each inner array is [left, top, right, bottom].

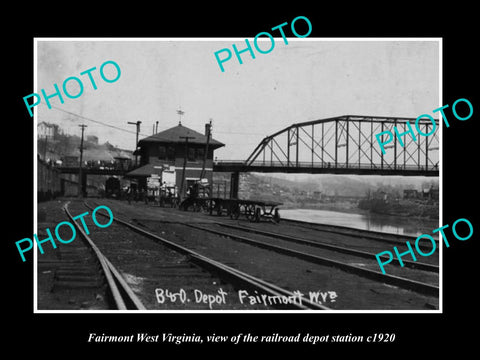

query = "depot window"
[[166, 146, 175, 160], [188, 147, 196, 161], [158, 145, 166, 159], [158, 145, 175, 160]]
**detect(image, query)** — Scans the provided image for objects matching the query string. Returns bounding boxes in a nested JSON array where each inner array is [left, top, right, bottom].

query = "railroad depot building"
[[127, 122, 224, 196]]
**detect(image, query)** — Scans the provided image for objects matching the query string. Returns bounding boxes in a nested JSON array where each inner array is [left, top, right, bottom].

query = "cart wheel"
[[230, 204, 240, 220], [273, 208, 280, 223], [246, 205, 256, 222], [254, 207, 261, 222], [202, 200, 210, 214]]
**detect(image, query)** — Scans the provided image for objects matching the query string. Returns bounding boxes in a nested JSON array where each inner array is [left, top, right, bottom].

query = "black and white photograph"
[[6, 7, 478, 353], [33, 38, 441, 312]]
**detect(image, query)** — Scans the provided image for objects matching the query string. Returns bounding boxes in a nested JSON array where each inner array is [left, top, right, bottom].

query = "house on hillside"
[[422, 184, 439, 200], [403, 189, 419, 199], [87, 135, 99, 144], [126, 122, 224, 196], [38, 122, 59, 140]]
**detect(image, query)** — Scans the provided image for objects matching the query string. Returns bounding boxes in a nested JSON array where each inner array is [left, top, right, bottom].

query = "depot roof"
[[138, 123, 224, 149], [125, 163, 164, 177]]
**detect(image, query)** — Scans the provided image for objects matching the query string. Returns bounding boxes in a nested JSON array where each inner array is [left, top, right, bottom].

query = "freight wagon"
[[37, 157, 62, 201]]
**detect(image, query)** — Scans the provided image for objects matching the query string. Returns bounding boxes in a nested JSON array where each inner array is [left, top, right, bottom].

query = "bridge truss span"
[[238, 115, 439, 176]]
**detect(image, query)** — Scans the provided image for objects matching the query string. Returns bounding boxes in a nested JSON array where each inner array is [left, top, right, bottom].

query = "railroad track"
[[63, 202, 146, 310], [84, 202, 330, 310], [88, 200, 440, 310], [214, 222, 439, 272], [280, 218, 439, 249], [184, 222, 439, 297]]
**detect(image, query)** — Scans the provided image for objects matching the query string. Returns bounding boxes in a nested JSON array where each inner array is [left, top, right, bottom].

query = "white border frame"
[[33, 37, 443, 314]]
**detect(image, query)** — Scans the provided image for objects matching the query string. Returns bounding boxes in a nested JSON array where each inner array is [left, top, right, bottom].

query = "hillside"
[[214, 172, 439, 217], [38, 127, 133, 163]]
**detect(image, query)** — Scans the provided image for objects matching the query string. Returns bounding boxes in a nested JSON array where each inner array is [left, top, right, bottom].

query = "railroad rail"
[[183, 222, 439, 297], [215, 222, 439, 272], [85, 202, 330, 310], [63, 202, 146, 310], [281, 218, 440, 248]]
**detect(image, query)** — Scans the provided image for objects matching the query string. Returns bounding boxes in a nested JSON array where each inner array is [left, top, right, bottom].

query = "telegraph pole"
[[200, 119, 212, 180], [78, 124, 87, 198], [179, 135, 195, 198], [128, 121, 142, 166]]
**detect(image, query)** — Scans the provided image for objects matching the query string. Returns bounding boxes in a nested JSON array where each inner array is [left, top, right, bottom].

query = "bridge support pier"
[[230, 171, 239, 199]]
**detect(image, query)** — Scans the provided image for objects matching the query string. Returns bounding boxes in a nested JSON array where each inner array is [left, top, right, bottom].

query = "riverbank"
[[279, 208, 440, 237], [358, 198, 439, 220], [280, 200, 369, 215], [280, 198, 438, 220]]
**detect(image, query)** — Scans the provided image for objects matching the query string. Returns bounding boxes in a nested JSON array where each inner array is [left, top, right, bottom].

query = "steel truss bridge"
[[214, 115, 439, 177]]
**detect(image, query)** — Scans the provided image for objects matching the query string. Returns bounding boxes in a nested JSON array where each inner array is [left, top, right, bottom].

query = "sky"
[[36, 38, 440, 161]]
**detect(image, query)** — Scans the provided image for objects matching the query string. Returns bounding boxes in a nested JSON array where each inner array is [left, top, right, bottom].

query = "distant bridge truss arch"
[[216, 115, 439, 176]]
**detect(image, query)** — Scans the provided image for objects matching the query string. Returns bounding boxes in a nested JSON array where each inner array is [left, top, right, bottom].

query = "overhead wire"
[[40, 104, 267, 137], [42, 104, 151, 137]]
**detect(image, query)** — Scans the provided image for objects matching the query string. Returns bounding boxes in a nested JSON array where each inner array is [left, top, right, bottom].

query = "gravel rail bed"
[[68, 200, 270, 310], [36, 199, 109, 310], [238, 221, 440, 266], [85, 199, 440, 310], [199, 224, 439, 286]]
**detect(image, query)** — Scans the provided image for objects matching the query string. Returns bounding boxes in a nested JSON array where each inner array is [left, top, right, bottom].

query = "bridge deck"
[[213, 161, 439, 177], [57, 162, 439, 177]]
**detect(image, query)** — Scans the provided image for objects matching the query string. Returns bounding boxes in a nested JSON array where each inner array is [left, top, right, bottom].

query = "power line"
[[43, 104, 151, 137], [42, 104, 266, 137], [216, 130, 265, 136]]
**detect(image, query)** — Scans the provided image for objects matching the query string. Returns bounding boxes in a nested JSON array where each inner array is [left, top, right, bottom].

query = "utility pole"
[[127, 121, 142, 166], [78, 124, 87, 198], [200, 119, 212, 180], [179, 135, 195, 199]]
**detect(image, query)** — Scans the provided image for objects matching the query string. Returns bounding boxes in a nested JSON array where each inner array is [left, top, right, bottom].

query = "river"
[[280, 208, 440, 238]]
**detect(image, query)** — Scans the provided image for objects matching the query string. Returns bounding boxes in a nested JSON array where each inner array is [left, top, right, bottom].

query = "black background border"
[[6, 5, 478, 354]]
